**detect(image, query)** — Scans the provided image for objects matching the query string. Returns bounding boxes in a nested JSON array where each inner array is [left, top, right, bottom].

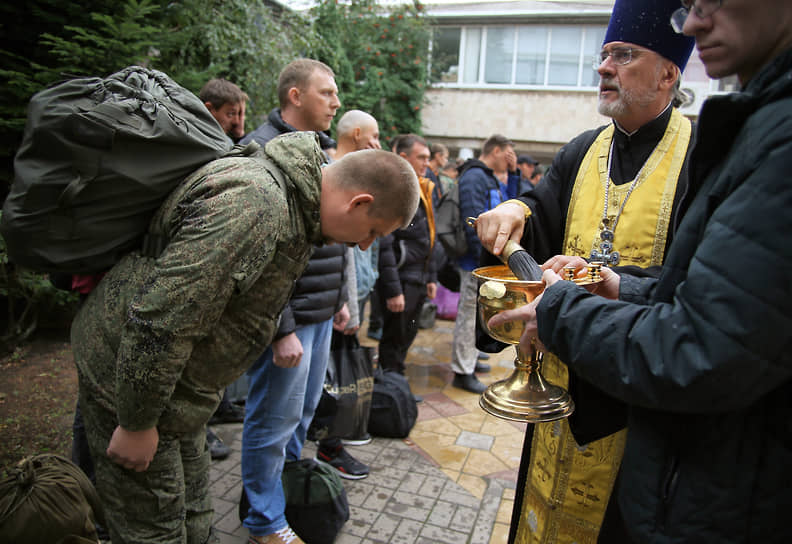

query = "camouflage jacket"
[[71, 132, 323, 433]]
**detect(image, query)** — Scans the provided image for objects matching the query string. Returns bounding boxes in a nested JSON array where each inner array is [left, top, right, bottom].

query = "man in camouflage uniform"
[[71, 131, 420, 544]]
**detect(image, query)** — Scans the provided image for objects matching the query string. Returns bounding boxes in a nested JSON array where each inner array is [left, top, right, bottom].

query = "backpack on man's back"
[[1, 65, 234, 274], [433, 182, 468, 259]]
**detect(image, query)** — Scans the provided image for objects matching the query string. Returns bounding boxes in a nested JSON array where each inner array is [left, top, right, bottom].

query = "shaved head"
[[337, 110, 377, 139]]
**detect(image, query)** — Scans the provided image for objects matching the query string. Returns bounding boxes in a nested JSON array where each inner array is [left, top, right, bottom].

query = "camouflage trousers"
[[79, 384, 213, 544]]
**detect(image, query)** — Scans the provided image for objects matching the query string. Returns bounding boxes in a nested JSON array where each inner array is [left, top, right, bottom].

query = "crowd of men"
[[57, 0, 792, 542]]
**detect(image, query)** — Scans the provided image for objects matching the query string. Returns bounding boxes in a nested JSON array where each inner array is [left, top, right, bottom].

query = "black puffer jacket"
[[378, 199, 436, 298], [536, 48, 792, 542], [275, 243, 347, 338]]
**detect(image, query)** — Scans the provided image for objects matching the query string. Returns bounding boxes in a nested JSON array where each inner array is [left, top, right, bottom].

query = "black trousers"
[[378, 281, 426, 374]]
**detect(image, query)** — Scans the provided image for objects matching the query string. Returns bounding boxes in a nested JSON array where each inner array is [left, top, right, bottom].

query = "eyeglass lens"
[[594, 48, 632, 69]]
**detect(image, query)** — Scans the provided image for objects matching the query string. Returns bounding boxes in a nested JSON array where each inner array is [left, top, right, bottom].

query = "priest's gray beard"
[[598, 76, 660, 118]]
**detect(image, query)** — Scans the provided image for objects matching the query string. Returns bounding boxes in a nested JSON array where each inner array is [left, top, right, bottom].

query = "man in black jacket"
[[377, 134, 437, 378], [483, 0, 792, 541]]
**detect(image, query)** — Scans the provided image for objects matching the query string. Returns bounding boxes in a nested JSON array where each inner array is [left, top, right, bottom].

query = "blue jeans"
[[241, 318, 333, 536]]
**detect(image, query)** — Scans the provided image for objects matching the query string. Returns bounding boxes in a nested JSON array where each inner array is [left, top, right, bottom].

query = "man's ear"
[[347, 193, 374, 210], [287, 86, 301, 107], [204, 102, 216, 113], [659, 63, 679, 91], [353, 127, 362, 144]]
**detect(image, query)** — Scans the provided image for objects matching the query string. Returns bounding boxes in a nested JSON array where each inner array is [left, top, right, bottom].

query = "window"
[[548, 27, 580, 86], [462, 27, 482, 84], [714, 75, 739, 93], [430, 24, 607, 89], [430, 27, 461, 83], [515, 27, 547, 85], [582, 26, 607, 87], [484, 27, 515, 84]]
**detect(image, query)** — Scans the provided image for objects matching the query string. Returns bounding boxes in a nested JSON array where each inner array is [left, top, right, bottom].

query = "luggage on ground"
[[368, 366, 418, 438], [239, 458, 350, 544], [0, 454, 105, 544], [311, 331, 375, 441]]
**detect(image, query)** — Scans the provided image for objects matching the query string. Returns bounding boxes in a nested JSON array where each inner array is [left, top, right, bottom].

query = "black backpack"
[[239, 459, 349, 544], [368, 369, 418, 438], [433, 181, 468, 259], [1, 65, 234, 274]]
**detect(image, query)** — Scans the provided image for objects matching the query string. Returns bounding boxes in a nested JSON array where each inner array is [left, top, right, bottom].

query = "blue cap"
[[604, 0, 695, 72]]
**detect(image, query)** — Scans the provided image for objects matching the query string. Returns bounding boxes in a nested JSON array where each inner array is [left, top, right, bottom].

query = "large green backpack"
[[0, 65, 234, 274]]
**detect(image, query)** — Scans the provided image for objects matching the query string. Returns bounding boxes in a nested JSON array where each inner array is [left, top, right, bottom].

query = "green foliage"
[[153, 0, 319, 129], [37, 0, 161, 77], [310, 0, 431, 147]]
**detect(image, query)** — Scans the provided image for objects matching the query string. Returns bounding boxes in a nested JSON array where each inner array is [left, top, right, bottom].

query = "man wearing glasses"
[[480, 0, 792, 541], [474, 0, 695, 542]]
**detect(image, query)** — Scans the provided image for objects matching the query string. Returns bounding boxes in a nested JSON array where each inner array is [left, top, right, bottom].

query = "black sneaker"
[[475, 361, 492, 373], [206, 428, 231, 460], [341, 433, 372, 446], [315, 446, 370, 479], [209, 402, 245, 425]]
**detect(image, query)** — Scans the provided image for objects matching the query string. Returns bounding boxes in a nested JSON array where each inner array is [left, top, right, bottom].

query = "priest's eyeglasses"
[[593, 47, 638, 70], [670, 0, 724, 33]]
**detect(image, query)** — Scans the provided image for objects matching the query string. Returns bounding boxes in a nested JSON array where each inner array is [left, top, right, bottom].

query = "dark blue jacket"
[[457, 159, 510, 271]]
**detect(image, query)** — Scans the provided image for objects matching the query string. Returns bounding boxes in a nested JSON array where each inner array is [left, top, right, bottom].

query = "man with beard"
[[473, 0, 695, 541]]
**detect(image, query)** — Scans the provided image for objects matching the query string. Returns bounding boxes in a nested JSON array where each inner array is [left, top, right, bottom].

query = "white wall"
[[421, 87, 610, 160]]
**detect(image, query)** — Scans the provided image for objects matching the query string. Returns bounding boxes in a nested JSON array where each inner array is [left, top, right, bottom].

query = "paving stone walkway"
[[209, 424, 514, 544]]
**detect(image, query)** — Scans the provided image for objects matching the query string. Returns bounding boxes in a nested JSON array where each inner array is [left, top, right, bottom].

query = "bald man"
[[335, 110, 381, 156]]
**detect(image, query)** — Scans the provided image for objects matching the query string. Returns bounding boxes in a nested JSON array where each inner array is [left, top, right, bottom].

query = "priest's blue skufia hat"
[[604, 0, 695, 71]]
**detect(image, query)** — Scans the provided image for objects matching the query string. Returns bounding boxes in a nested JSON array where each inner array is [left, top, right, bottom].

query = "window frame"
[[430, 23, 607, 92]]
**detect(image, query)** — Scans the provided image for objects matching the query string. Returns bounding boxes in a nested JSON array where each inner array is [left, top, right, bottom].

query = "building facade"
[[422, 0, 736, 162]]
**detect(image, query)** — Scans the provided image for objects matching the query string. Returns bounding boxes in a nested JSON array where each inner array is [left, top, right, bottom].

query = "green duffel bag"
[[1, 65, 233, 274], [0, 454, 105, 544], [239, 458, 350, 544]]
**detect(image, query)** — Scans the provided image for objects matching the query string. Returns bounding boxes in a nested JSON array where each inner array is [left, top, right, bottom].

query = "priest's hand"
[[107, 425, 159, 472], [474, 202, 526, 257]]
